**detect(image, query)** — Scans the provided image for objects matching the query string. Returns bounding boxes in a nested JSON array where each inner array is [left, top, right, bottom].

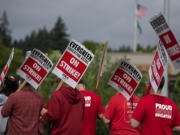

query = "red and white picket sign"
[[0, 48, 14, 86], [52, 40, 94, 88], [108, 61, 142, 100], [150, 13, 180, 69], [149, 41, 168, 92], [17, 49, 53, 89]]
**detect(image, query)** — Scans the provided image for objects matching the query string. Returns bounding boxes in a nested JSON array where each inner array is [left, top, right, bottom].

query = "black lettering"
[[69, 41, 93, 61]]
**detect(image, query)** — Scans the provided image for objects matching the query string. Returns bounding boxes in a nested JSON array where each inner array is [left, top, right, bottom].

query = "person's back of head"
[[0, 75, 19, 96], [158, 76, 165, 91], [76, 80, 86, 91]]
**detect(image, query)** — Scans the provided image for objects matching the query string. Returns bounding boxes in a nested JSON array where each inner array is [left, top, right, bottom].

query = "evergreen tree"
[[50, 17, 69, 52], [118, 45, 132, 52], [36, 27, 50, 51], [0, 11, 11, 46], [137, 43, 144, 51], [14, 16, 69, 53]]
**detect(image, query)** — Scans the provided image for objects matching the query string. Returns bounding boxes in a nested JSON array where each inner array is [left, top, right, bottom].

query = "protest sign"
[[150, 13, 180, 69], [0, 48, 14, 86], [149, 41, 168, 92], [52, 40, 94, 88], [108, 61, 142, 100], [17, 49, 53, 89]]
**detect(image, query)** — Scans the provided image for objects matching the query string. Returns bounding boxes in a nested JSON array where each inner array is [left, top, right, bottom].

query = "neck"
[[155, 90, 162, 96], [77, 84, 85, 91], [62, 83, 69, 87]]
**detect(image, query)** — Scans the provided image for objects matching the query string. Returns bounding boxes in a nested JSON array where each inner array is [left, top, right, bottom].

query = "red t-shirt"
[[104, 94, 140, 135], [132, 94, 180, 135], [80, 90, 104, 135]]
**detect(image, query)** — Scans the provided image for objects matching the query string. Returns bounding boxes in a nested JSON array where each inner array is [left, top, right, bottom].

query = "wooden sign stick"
[[94, 41, 108, 93], [17, 80, 27, 92], [55, 80, 64, 91]]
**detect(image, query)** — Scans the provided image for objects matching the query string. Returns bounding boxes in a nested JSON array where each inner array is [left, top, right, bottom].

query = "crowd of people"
[[0, 75, 180, 135]]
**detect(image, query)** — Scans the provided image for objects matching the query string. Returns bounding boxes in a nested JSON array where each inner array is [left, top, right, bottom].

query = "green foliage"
[[0, 40, 10, 66], [113, 44, 156, 53], [9, 48, 24, 78], [134, 71, 148, 98], [0, 37, 24, 79], [118, 45, 132, 52], [137, 43, 156, 53], [82, 40, 104, 91], [83, 40, 104, 54], [173, 72, 180, 110], [0, 11, 12, 46]]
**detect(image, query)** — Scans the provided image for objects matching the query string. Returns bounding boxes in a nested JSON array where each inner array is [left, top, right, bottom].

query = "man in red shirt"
[[103, 91, 140, 135], [76, 80, 104, 135], [130, 77, 180, 135], [41, 82, 84, 135], [1, 81, 44, 135]]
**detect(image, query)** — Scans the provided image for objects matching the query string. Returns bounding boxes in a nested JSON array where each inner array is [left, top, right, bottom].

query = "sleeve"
[[1, 94, 15, 117], [38, 119, 44, 135], [43, 92, 61, 122], [97, 95, 104, 115], [41, 96, 45, 108], [44, 102, 49, 109], [104, 96, 116, 120], [132, 97, 145, 123], [172, 104, 180, 127]]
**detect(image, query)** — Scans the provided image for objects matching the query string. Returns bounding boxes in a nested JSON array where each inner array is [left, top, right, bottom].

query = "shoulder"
[[164, 97, 177, 106], [51, 90, 58, 97], [138, 95, 152, 103], [80, 90, 92, 94], [4, 92, 19, 103], [132, 95, 140, 102], [8, 91, 19, 98], [133, 95, 139, 99], [25, 89, 44, 102], [51, 90, 61, 99], [35, 91, 44, 100], [90, 91, 101, 98], [109, 94, 122, 102], [80, 90, 97, 97], [92, 92, 103, 102]]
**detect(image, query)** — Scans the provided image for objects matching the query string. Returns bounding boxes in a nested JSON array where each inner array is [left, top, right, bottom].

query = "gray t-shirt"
[[0, 94, 8, 133]]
